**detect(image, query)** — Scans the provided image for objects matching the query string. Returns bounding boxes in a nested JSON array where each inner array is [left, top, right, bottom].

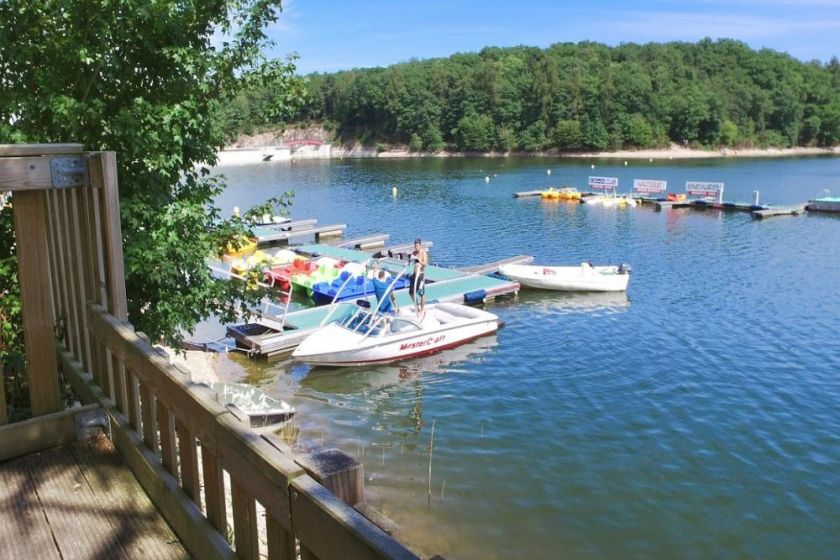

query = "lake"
[[212, 155, 840, 559]]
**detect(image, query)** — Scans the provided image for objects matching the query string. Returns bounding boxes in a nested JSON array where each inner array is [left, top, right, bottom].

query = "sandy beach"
[[564, 144, 840, 160]]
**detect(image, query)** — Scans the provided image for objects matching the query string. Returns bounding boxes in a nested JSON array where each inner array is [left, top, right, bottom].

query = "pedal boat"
[[499, 262, 631, 292], [292, 301, 500, 367]]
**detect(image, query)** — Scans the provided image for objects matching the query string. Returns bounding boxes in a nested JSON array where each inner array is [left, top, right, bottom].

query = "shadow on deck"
[[0, 433, 188, 559]]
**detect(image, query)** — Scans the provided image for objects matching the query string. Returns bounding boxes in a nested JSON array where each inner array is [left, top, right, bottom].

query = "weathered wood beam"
[[14, 191, 61, 415], [0, 144, 83, 157], [0, 404, 100, 462]]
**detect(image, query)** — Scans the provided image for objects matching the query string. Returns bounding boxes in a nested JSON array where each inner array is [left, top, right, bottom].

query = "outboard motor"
[[618, 263, 633, 275]]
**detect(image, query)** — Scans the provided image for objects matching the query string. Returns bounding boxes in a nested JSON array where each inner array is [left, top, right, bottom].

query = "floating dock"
[[251, 220, 347, 245], [460, 255, 534, 275], [332, 233, 390, 250], [806, 198, 840, 213], [752, 204, 808, 219], [227, 243, 522, 357]]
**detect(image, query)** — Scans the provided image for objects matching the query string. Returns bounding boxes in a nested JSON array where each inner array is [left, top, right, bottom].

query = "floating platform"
[[807, 198, 840, 213], [752, 204, 808, 219], [460, 255, 534, 275], [333, 233, 390, 250], [251, 222, 346, 245], [514, 190, 596, 199], [227, 243, 521, 357]]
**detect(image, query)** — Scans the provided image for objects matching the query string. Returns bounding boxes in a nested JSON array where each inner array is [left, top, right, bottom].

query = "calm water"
[[212, 156, 840, 559]]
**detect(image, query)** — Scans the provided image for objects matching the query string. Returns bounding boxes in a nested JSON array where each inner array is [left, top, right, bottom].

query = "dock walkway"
[[228, 243, 521, 356], [0, 434, 187, 560]]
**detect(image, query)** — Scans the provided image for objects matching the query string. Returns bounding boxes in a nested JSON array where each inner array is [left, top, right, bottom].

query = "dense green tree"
[[456, 113, 495, 151], [283, 39, 839, 152], [0, 0, 304, 413]]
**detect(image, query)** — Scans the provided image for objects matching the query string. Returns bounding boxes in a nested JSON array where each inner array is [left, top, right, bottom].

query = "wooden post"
[[296, 448, 365, 507], [13, 190, 61, 415]]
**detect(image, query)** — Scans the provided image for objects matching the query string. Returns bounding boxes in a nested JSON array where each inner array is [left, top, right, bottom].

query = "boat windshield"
[[338, 309, 386, 337]]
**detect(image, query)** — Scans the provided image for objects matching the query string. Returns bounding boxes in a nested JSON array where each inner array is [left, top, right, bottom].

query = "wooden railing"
[[2, 145, 417, 559]]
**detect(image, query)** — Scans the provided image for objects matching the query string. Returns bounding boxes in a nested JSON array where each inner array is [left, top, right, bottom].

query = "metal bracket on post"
[[51, 156, 89, 188], [75, 407, 109, 441]]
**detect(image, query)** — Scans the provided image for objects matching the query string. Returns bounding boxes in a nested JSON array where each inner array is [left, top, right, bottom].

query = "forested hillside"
[[220, 39, 840, 152]]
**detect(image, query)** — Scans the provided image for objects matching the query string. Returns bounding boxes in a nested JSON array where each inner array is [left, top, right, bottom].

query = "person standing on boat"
[[410, 238, 428, 316], [372, 269, 398, 314]]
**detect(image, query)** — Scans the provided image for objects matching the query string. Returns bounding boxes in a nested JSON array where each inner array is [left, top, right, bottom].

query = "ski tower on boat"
[[222, 243, 522, 358]]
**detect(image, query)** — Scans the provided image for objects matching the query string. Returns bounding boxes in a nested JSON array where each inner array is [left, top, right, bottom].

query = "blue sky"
[[264, 0, 840, 74]]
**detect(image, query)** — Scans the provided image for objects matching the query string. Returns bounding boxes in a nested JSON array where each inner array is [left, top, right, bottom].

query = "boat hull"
[[292, 303, 500, 367], [500, 264, 630, 292]]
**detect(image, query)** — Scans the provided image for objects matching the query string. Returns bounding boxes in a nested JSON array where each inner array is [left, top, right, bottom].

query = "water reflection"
[[297, 336, 499, 437], [513, 290, 630, 313], [300, 335, 499, 392]]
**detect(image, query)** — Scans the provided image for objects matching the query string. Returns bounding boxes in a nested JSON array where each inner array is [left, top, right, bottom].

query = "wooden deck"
[[0, 434, 188, 560]]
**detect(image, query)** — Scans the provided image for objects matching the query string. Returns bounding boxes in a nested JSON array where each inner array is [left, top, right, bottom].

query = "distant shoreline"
[[216, 143, 839, 166]]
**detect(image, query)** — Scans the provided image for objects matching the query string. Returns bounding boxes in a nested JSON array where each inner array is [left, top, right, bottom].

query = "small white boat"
[[210, 382, 295, 428], [499, 262, 631, 292], [292, 301, 500, 367]]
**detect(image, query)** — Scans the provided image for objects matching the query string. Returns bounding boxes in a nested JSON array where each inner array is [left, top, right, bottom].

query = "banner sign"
[[633, 179, 667, 195], [588, 176, 618, 191], [686, 181, 724, 199]]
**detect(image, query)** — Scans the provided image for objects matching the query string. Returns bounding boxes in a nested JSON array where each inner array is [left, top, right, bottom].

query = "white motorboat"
[[499, 262, 631, 292], [292, 301, 500, 367]]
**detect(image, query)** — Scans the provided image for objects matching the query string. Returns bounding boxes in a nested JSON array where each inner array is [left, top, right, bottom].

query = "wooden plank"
[[126, 367, 141, 430], [13, 190, 61, 415], [158, 400, 178, 477], [0, 143, 83, 157], [176, 419, 200, 502], [266, 512, 296, 560], [92, 152, 128, 320], [231, 480, 259, 560], [67, 189, 92, 370], [201, 445, 227, 535], [58, 189, 83, 357], [70, 434, 189, 560], [140, 383, 157, 452], [24, 446, 130, 559], [44, 190, 65, 347], [290, 476, 418, 560], [0, 156, 55, 191], [0, 453, 62, 560], [58, 348, 237, 560], [0, 404, 100, 462]]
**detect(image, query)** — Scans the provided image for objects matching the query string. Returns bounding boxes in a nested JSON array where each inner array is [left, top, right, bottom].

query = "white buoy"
[[624, 161, 628, 166], [591, 164, 595, 169], [392, 186, 398, 197], [547, 169, 552, 175], [649, 158, 653, 162], [485, 176, 490, 183]]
